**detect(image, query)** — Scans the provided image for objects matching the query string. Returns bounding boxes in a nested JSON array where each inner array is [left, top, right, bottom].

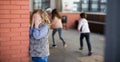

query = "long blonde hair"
[[39, 9, 51, 24], [32, 9, 51, 25]]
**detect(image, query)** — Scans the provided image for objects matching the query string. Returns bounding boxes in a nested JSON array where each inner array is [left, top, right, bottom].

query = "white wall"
[[50, 0, 56, 9], [30, 0, 33, 13], [30, 0, 55, 12]]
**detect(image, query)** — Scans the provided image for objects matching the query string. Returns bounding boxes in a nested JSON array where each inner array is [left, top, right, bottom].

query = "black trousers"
[[80, 33, 92, 52]]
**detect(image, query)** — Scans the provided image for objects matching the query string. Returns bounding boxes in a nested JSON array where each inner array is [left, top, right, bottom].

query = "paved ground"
[[48, 29, 105, 62]]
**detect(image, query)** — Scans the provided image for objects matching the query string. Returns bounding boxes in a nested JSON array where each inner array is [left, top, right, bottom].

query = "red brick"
[[0, 14, 10, 18], [0, 10, 10, 14], [0, 46, 10, 50], [0, 32, 11, 37], [0, 37, 10, 41], [11, 53, 28, 58], [11, 1, 29, 5], [21, 23, 30, 27], [61, 13, 80, 28], [10, 15, 21, 18], [0, 23, 20, 28], [11, 36, 29, 41], [0, 5, 20, 10], [11, 37, 22, 41], [0, 19, 10, 23], [20, 32, 29, 36], [0, 42, 11, 47], [21, 14, 30, 18], [0, 41, 20, 46], [10, 32, 21, 36], [0, 14, 20, 19], [0, 1, 10, 5], [11, 55, 22, 58], [11, 0, 29, 1], [10, 50, 21, 55], [21, 57, 30, 62], [11, 19, 29, 23], [0, 0, 30, 62], [2, 58, 21, 62], [11, 28, 29, 32], [0, 28, 10, 32], [0, 49, 21, 55], [21, 5, 29, 10], [11, 10, 29, 14], [20, 41, 29, 48], [0, 55, 12, 60], [10, 5, 21, 10], [10, 45, 27, 50], [7, 59, 21, 62], [21, 49, 29, 55], [0, 32, 20, 37]]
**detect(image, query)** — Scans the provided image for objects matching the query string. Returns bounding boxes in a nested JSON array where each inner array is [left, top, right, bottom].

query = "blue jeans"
[[52, 28, 65, 46], [32, 57, 48, 62], [80, 33, 92, 52]]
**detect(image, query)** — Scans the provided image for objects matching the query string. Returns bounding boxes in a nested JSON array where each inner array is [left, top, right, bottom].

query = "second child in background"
[[51, 9, 67, 48], [78, 13, 92, 56]]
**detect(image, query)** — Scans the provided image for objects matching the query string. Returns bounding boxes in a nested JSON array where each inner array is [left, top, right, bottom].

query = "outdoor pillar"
[[105, 0, 120, 62], [55, 0, 62, 11], [0, 0, 30, 62]]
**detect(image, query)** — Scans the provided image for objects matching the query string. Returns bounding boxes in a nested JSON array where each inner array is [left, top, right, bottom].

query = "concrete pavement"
[[48, 29, 105, 62]]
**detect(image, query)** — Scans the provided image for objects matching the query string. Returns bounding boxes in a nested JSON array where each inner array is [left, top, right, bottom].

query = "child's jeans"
[[52, 28, 65, 45], [32, 56, 48, 62], [80, 33, 92, 52]]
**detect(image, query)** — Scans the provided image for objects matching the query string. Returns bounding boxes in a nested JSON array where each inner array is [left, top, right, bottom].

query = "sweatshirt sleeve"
[[78, 20, 83, 30], [29, 26, 33, 37], [33, 25, 49, 39]]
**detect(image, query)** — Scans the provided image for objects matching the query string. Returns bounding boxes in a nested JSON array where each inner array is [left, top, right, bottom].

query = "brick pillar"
[[0, 0, 30, 62]]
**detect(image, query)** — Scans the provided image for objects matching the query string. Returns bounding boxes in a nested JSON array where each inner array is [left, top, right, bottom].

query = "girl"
[[29, 9, 50, 62], [51, 9, 67, 48]]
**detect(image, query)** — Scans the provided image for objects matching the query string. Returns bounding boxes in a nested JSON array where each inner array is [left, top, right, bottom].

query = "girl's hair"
[[51, 9, 61, 19], [80, 13, 87, 18], [32, 9, 51, 25]]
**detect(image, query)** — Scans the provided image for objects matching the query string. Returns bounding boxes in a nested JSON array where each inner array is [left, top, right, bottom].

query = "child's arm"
[[33, 25, 49, 39], [78, 20, 82, 31], [50, 18, 55, 29]]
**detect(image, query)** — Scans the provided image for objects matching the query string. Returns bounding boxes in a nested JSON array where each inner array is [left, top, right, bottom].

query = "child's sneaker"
[[63, 44, 67, 48], [79, 47, 83, 50], [52, 45, 57, 48], [88, 52, 92, 56]]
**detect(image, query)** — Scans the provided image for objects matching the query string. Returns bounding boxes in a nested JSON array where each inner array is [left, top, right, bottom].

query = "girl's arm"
[[51, 18, 56, 29], [33, 25, 49, 39]]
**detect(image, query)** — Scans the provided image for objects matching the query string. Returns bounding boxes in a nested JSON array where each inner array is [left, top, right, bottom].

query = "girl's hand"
[[31, 14, 35, 27], [35, 19, 41, 28], [34, 13, 42, 28]]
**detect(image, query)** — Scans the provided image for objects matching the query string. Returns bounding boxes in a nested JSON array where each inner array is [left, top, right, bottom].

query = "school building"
[[30, 0, 106, 34], [2, 0, 120, 62]]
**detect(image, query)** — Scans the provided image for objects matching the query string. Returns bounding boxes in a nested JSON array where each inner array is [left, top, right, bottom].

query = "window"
[[61, 0, 107, 13], [81, 0, 89, 12], [41, 0, 50, 10], [33, 0, 50, 10], [91, 0, 99, 12], [100, 0, 107, 12]]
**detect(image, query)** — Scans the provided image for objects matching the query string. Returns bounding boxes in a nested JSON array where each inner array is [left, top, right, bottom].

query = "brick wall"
[[61, 13, 80, 29], [0, 0, 30, 62]]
